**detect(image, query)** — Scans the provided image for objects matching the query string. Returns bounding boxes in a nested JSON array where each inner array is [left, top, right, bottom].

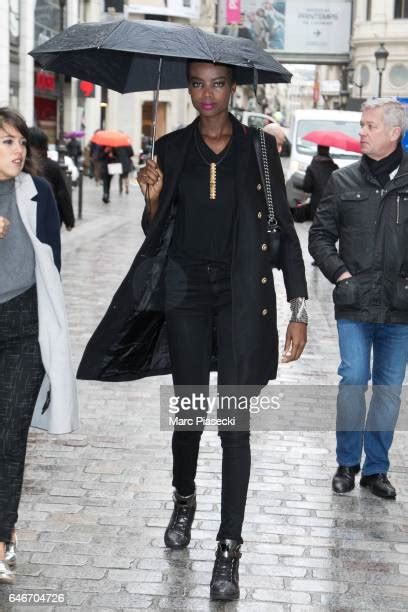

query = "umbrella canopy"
[[90, 130, 131, 147], [30, 19, 291, 93], [303, 130, 361, 153]]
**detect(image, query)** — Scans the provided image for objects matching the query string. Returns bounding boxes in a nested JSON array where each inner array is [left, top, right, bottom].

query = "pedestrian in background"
[[303, 144, 338, 221], [28, 127, 75, 231], [66, 136, 81, 167], [98, 145, 117, 204], [89, 131, 102, 183], [116, 144, 135, 195], [0, 108, 78, 585], [77, 61, 307, 601], [309, 98, 408, 500]]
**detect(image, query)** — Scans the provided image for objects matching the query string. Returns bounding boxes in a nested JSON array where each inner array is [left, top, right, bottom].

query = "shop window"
[[366, 0, 371, 20], [395, 0, 408, 18]]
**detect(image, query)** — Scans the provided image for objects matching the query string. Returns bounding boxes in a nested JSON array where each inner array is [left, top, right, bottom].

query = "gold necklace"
[[194, 128, 233, 200]]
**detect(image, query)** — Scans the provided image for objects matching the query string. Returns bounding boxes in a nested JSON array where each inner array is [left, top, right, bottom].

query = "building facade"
[[351, 0, 408, 99], [1, 0, 211, 150]]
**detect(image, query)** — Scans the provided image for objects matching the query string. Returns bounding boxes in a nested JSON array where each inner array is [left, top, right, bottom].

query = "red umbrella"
[[90, 130, 131, 147], [302, 130, 361, 153]]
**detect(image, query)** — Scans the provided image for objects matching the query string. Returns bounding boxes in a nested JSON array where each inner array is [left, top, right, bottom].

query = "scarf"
[[363, 142, 403, 187]]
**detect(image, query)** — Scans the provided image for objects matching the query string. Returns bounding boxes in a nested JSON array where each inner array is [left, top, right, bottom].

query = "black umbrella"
[[30, 19, 291, 153]]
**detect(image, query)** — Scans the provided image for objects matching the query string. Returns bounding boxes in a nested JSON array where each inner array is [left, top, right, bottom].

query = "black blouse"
[[169, 123, 237, 264]]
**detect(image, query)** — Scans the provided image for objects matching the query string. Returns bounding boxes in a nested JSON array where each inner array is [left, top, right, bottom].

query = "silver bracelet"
[[289, 297, 308, 324]]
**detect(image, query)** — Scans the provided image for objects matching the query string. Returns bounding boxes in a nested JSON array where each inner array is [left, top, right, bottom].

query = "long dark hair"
[[0, 107, 33, 174]]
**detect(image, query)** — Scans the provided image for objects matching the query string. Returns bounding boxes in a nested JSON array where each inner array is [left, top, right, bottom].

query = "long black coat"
[[77, 116, 307, 386]]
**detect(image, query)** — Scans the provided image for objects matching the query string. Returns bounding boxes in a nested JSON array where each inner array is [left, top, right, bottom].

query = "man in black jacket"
[[309, 98, 408, 500]]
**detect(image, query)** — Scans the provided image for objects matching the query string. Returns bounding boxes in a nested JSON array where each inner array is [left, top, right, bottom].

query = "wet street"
[[2, 176, 408, 610]]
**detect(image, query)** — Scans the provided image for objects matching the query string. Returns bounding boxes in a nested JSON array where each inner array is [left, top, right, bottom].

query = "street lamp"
[[340, 64, 350, 109], [374, 42, 389, 98], [340, 89, 349, 110], [100, 88, 108, 130], [347, 67, 364, 98], [352, 80, 364, 98], [57, 0, 67, 166]]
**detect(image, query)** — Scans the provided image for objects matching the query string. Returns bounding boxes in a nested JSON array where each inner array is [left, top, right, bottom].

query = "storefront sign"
[[128, 0, 201, 20], [78, 80, 95, 98], [227, 0, 241, 24], [35, 70, 56, 93]]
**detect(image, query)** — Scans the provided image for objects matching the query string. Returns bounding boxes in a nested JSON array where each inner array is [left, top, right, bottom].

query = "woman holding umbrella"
[[78, 60, 307, 601]]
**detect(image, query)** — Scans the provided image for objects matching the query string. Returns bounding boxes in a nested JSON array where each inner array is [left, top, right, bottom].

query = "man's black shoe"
[[332, 465, 360, 493], [360, 473, 396, 499], [164, 489, 196, 549]]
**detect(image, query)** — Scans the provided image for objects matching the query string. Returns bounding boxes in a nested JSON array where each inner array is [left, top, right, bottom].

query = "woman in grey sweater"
[[0, 108, 78, 584]]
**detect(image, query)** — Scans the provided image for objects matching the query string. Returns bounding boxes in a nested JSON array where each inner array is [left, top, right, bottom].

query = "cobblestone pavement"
[[1, 176, 408, 611]]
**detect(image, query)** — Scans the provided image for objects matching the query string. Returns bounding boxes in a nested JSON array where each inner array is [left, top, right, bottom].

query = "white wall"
[[19, 0, 36, 124], [0, 2, 10, 106]]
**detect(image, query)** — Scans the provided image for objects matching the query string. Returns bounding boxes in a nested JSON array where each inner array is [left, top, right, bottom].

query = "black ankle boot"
[[164, 489, 196, 549], [210, 539, 241, 601]]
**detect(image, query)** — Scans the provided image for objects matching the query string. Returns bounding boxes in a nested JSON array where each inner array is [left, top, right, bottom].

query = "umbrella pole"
[[151, 57, 163, 159], [145, 57, 162, 216]]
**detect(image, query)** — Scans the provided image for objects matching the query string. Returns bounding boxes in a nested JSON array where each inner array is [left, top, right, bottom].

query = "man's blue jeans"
[[336, 320, 408, 475]]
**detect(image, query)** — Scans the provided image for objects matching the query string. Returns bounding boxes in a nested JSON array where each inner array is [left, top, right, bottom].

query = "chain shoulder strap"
[[258, 128, 278, 229]]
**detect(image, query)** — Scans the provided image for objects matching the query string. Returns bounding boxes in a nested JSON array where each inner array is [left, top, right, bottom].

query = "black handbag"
[[254, 128, 282, 269]]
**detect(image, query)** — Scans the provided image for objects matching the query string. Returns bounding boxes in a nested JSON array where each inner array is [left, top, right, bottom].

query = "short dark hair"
[[0, 107, 33, 174], [186, 60, 236, 84], [317, 144, 330, 156], [28, 126, 49, 155]]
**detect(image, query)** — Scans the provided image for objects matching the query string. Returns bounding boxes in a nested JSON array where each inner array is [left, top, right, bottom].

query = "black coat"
[[38, 157, 75, 229], [115, 146, 135, 175], [303, 155, 338, 217], [77, 116, 307, 386], [309, 154, 408, 323]]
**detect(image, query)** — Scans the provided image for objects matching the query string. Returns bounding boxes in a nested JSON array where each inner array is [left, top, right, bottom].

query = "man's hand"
[[281, 322, 307, 363], [337, 271, 352, 282], [0, 216, 10, 239]]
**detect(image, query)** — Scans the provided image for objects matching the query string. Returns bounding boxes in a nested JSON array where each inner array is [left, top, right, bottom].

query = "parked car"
[[285, 109, 361, 221], [47, 149, 80, 183], [231, 109, 273, 129], [231, 109, 291, 157]]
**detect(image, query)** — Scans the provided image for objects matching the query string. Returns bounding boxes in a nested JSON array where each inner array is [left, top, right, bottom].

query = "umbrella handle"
[[151, 57, 163, 159]]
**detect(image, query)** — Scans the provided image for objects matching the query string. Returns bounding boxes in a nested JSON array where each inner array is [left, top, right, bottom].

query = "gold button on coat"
[[257, 211, 262, 219], [262, 308, 268, 316], [261, 243, 268, 251], [256, 183, 262, 191], [261, 277, 267, 284]]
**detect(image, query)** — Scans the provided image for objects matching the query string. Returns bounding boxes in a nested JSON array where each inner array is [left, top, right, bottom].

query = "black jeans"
[[164, 259, 250, 544], [0, 286, 44, 542], [102, 173, 112, 201]]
